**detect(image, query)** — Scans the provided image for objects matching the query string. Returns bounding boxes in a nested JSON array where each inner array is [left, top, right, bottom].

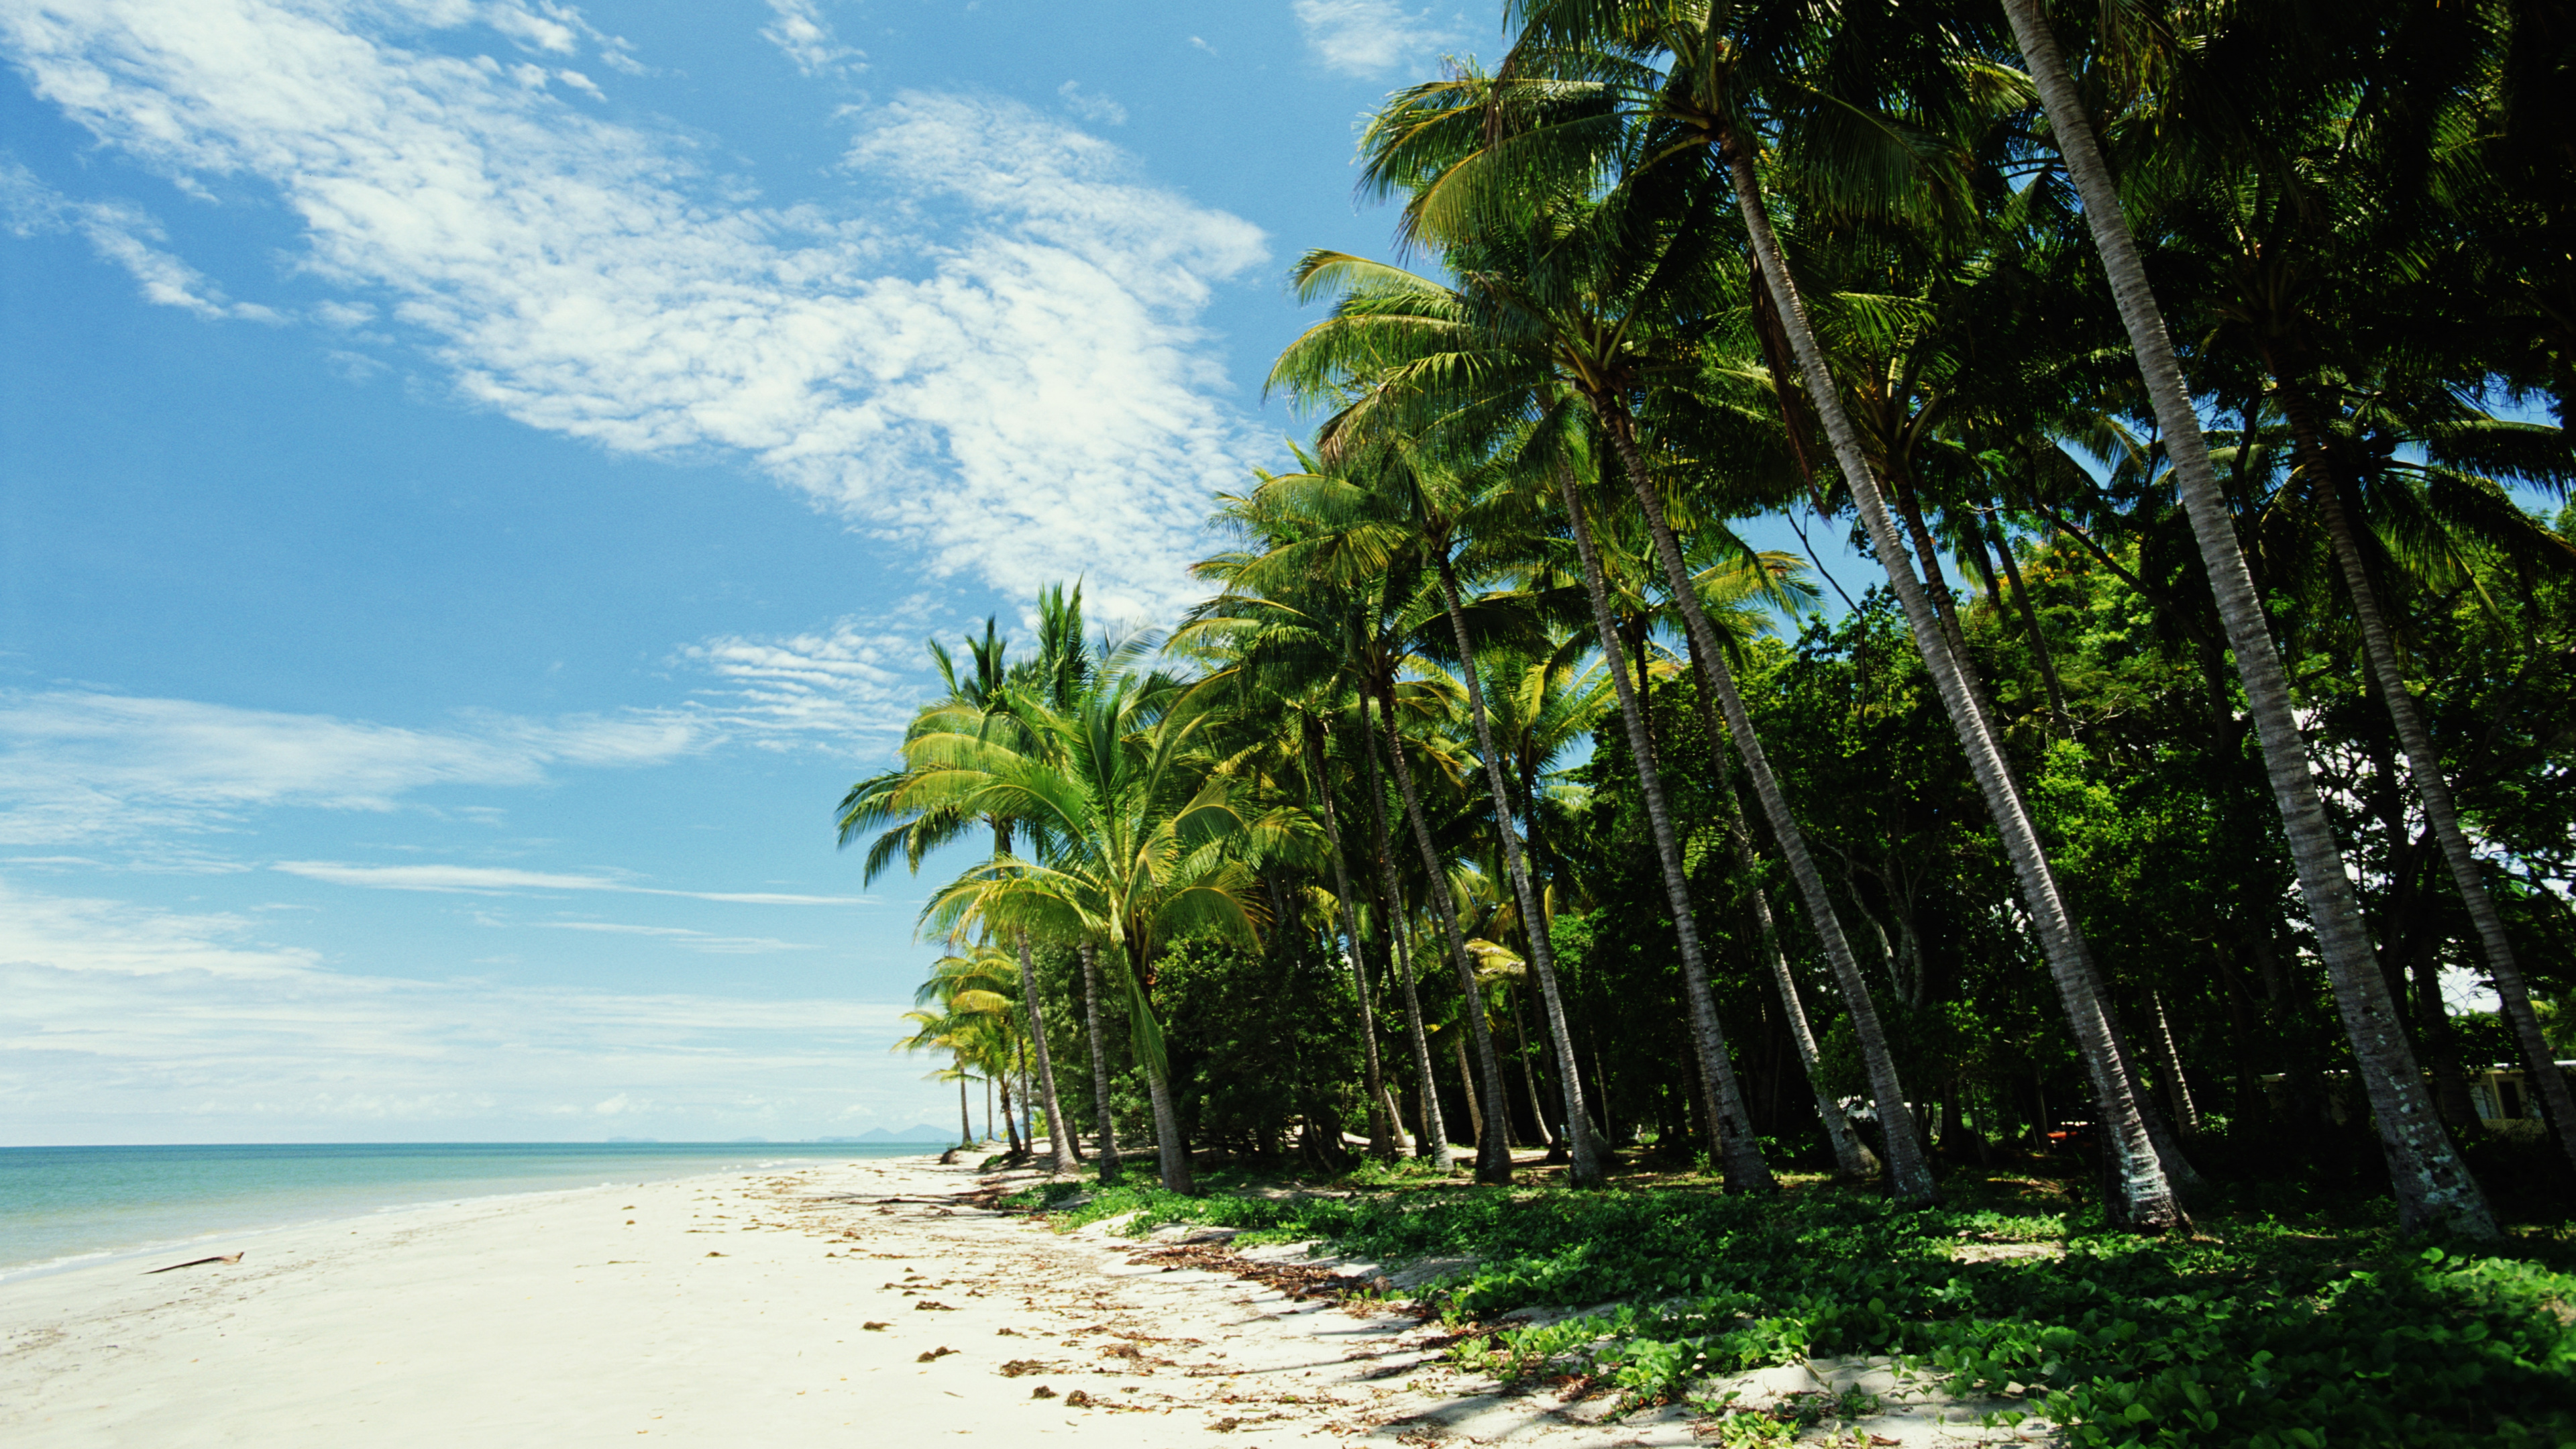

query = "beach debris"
[[704, 1252, 727, 1258], [998, 1360, 1050, 1377], [1030, 1385, 1057, 1399], [996, 1326, 1022, 1336], [915, 1299, 955, 1311], [862, 1322, 890, 1331], [1063, 1391, 1094, 1408], [917, 1346, 957, 1363], [144, 1253, 241, 1275]]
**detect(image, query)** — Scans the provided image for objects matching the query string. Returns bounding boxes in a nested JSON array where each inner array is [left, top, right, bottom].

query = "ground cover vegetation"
[[839, 1, 2576, 1438]]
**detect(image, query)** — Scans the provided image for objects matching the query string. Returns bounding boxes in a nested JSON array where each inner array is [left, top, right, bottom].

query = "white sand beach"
[[0, 1152, 2035, 1447]]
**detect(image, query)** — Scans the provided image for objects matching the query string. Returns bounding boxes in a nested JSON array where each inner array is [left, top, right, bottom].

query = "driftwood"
[[144, 1252, 241, 1275]]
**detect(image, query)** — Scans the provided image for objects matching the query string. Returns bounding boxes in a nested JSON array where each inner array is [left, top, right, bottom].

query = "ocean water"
[[0, 1142, 939, 1281]]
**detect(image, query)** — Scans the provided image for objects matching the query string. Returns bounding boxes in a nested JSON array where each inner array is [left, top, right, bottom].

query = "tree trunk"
[[1433, 552, 1607, 1185], [1354, 689, 1454, 1169], [958, 1071, 972, 1150], [1131, 941, 1195, 1194], [1601, 411, 1930, 1201], [1079, 943, 1123, 1185], [1673, 627, 1882, 1181], [1014, 930, 1078, 1173], [2004, 0, 2495, 1236], [1722, 133, 2173, 1228], [1989, 517, 2070, 721], [1305, 722, 1401, 1163], [1452, 1034, 1486, 1148], [1376, 677, 1516, 1184], [1000, 1074, 1023, 1158], [1556, 460, 1772, 1192], [2294, 402, 2576, 1168], [2147, 991, 2200, 1136]]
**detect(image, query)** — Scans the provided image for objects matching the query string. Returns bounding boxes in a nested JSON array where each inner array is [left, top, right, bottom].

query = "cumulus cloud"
[[0, 1, 1271, 616], [759, 0, 859, 78], [1291, 0, 1460, 76], [0, 690, 704, 846], [0, 878, 926, 1145]]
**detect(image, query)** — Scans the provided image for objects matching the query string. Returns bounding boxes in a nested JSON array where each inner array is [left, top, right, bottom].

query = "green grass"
[[1004, 1164, 2576, 1448]]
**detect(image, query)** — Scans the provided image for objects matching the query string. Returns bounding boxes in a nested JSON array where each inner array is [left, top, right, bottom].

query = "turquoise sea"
[[0, 1142, 939, 1281]]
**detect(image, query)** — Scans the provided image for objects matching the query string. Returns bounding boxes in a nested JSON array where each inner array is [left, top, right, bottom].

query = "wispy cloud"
[[0, 1, 1271, 617], [1057, 80, 1126, 126], [272, 861, 865, 906], [674, 616, 922, 747], [536, 920, 815, 954], [1, 159, 276, 321], [0, 878, 924, 1144], [0, 691, 703, 846], [1291, 0, 1462, 76], [760, 0, 861, 78]]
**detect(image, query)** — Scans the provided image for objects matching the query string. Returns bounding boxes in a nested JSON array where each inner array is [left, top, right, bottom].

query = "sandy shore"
[[0, 1150, 2037, 1446]]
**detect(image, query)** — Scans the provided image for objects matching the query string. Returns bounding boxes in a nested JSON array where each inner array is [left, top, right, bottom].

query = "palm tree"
[[1997, 0, 2495, 1235], [916, 670, 1271, 1193]]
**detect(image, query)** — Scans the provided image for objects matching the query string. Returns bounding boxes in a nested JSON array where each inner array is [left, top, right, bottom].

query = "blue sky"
[[0, 1, 1873, 1146], [0, 0, 1554, 1144]]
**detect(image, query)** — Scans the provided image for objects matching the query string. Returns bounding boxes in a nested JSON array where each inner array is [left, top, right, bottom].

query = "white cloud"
[[0, 1, 1268, 616], [536, 920, 814, 954], [1, 158, 276, 321], [675, 616, 922, 747], [1057, 80, 1125, 126], [759, 0, 859, 78], [0, 690, 703, 845], [0, 877, 929, 1145], [1291, 0, 1460, 76], [272, 861, 865, 906]]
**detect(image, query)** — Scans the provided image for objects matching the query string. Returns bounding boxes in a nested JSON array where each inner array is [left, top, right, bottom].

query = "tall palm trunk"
[[1452, 1034, 1486, 1145], [1432, 552, 1608, 1185], [1613, 445, 1933, 1201], [1557, 462, 1772, 1192], [1720, 138, 2176, 1227], [1128, 936, 1196, 1194], [1673, 627, 1882, 1182], [1373, 676, 1515, 1183], [2001, 0, 2495, 1235], [1304, 720, 1401, 1162], [957, 1071, 972, 1149], [1353, 688, 1454, 1168], [1012, 930, 1077, 1173], [1078, 943, 1123, 1184], [994, 822, 1076, 1172], [2280, 389, 2576, 1170]]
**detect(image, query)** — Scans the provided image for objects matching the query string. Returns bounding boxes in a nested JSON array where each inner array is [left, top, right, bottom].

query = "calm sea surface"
[[0, 1142, 936, 1281]]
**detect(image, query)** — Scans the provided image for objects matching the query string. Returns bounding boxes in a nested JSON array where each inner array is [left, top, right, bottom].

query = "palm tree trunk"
[[2148, 991, 2200, 1136], [1078, 943, 1123, 1184], [1602, 418, 1930, 1201], [1509, 987, 1559, 1151], [1000, 1074, 1023, 1158], [1988, 517, 2070, 721], [2002, 0, 2494, 1236], [1452, 1034, 1486, 1147], [1721, 137, 2174, 1228], [1557, 461, 1772, 1193], [1128, 938, 1195, 1194], [1433, 552, 1607, 1185], [957, 1071, 972, 1150], [2286, 396, 2576, 1169], [1353, 688, 1454, 1169], [1014, 930, 1078, 1173], [1373, 678, 1515, 1183], [1305, 721, 1401, 1163], [1676, 635, 1880, 1181]]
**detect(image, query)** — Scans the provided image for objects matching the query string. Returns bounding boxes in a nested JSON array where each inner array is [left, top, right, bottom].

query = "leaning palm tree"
[[915, 671, 1273, 1194], [1385, 2, 2167, 1222], [1996, 0, 2495, 1234]]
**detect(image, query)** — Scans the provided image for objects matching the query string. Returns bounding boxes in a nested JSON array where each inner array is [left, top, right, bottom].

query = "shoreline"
[[0, 1142, 951, 1285]]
